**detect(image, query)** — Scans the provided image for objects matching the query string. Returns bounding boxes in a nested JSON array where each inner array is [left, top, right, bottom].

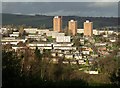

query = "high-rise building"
[[53, 16, 62, 32], [84, 20, 93, 37], [68, 20, 77, 35]]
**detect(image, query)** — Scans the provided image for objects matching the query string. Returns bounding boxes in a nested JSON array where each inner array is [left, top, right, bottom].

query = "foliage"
[[2, 13, 118, 29], [2, 47, 120, 87], [2, 50, 22, 87], [34, 46, 42, 60], [47, 36, 53, 42], [73, 37, 81, 48]]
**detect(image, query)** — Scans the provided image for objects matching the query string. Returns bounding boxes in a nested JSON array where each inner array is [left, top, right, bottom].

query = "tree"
[[98, 56, 117, 74], [34, 46, 42, 60], [17, 41, 26, 47], [2, 50, 22, 87], [2, 44, 12, 51], [73, 37, 81, 49], [110, 68, 120, 86]]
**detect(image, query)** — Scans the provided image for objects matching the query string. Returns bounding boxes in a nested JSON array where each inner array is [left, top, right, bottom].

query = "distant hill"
[[2, 13, 118, 29]]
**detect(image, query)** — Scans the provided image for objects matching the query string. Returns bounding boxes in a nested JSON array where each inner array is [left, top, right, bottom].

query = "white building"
[[54, 46, 76, 50], [82, 50, 90, 55], [27, 43, 52, 50], [65, 54, 73, 59], [53, 43, 73, 47], [109, 39, 116, 43], [37, 29, 50, 35], [46, 31, 65, 38], [9, 32, 19, 37], [24, 28, 38, 34], [78, 60, 86, 64], [77, 29, 84, 34], [95, 43, 107, 46], [93, 30, 99, 35], [74, 54, 82, 60], [52, 33, 65, 38], [1, 38, 26, 42], [56, 36, 71, 42]]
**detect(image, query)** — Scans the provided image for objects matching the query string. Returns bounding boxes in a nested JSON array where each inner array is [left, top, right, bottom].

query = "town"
[[1, 16, 120, 74], [1, 15, 120, 87]]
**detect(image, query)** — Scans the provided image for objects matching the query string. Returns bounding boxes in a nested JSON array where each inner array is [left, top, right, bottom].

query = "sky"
[[1, 0, 120, 2], [1, 1, 119, 17]]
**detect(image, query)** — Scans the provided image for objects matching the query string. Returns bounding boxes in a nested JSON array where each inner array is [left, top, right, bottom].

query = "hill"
[[2, 13, 118, 29]]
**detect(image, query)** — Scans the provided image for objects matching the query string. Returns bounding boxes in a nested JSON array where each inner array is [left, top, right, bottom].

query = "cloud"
[[2, 0, 119, 2], [88, 2, 118, 7], [2, 2, 118, 17], [44, 10, 81, 16]]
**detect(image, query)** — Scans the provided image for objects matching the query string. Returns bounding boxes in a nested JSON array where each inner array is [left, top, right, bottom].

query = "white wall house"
[[95, 43, 107, 46], [77, 29, 84, 34], [1, 39, 26, 43], [74, 54, 82, 60], [52, 33, 65, 38], [78, 60, 86, 64], [56, 36, 71, 42], [89, 71, 99, 74], [24, 28, 38, 34], [54, 46, 76, 50], [37, 29, 49, 35], [93, 30, 99, 35], [82, 50, 90, 55], [53, 43, 73, 47], [65, 54, 73, 59], [10, 34, 19, 37]]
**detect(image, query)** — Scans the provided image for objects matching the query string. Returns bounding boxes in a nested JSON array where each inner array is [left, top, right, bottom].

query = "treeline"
[[2, 13, 118, 29], [2, 46, 120, 87], [2, 47, 88, 87]]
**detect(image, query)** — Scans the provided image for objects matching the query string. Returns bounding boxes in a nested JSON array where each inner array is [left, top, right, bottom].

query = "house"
[[10, 34, 19, 37], [28, 43, 52, 50], [10, 32, 19, 37], [56, 36, 71, 42], [82, 50, 90, 55], [65, 54, 73, 59], [24, 28, 38, 34], [74, 52, 82, 60], [58, 53, 64, 57], [51, 52, 56, 57], [37, 29, 49, 35], [93, 29, 99, 35], [70, 61, 77, 64], [63, 61, 69, 64], [54, 46, 76, 50], [52, 58, 58, 63], [1, 38, 26, 45], [84, 70, 98, 74], [77, 29, 84, 34], [78, 60, 86, 64], [95, 43, 107, 46], [80, 39, 84, 45], [109, 39, 116, 43], [53, 43, 73, 47]]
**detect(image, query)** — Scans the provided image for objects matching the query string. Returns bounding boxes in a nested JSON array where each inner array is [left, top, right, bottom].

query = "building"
[[77, 29, 84, 34], [53, 16, 62, 32], [24, 28, 38, 34], [46, 31, 65, 38], [68, 20, 77, 35], [84, 20, 93, 37], [56, 36, 71, 42]]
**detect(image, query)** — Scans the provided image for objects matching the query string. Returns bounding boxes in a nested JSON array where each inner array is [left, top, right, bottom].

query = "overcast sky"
[[1, 1, 119, 17], [2, 0, 120, 2]]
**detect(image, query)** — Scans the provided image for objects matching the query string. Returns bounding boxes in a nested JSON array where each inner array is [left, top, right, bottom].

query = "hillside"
[[2, 13, 118, 29]]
